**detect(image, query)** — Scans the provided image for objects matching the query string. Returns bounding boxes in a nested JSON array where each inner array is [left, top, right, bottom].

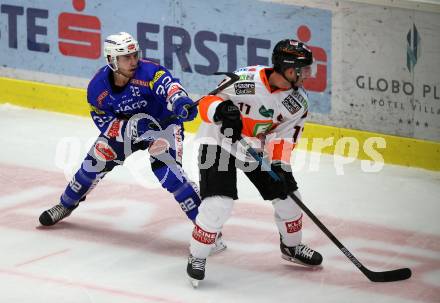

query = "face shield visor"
[[297, 64, 313, 79]]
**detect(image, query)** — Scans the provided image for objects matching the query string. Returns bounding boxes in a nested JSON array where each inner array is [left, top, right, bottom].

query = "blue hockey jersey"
[[87, 59, 187, 141]]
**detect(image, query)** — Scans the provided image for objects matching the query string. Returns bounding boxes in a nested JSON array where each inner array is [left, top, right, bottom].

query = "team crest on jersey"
[[234, 82, 255, 95], [252, 122, 273, 136], [282, 94, 302, 114], [259, 105, 274, 118]]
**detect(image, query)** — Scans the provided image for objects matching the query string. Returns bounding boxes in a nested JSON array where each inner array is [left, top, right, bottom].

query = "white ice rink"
[[0, 104, 439, 303]]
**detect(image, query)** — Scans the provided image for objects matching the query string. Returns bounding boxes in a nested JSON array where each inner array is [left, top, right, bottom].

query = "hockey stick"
[[150, 72, 240, 128], [239, 137, 412, 282]]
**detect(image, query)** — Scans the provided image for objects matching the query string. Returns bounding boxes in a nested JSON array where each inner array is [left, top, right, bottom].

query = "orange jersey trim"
[[266, 139, 295, 163], [241, 116, 273, 137], [259, 68, 291, 94], [198, 95, 223, 123]]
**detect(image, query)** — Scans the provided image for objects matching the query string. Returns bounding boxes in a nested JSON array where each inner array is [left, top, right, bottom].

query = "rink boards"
[[0, 76, 438, 171]]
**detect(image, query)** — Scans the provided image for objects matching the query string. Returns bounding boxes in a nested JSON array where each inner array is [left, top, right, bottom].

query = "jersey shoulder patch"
[[234, 81, 256, 95], [231, 66, 268, 95], [281, 90, 309, 115]]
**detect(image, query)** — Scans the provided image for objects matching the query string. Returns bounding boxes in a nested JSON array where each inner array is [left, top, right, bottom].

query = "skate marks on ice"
[[0, 163, 439, 302]]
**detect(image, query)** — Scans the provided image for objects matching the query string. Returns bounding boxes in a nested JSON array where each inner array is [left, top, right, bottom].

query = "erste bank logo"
[[296, 25, 328, 93], [58, 0, 101, 59], [0, 0, 101, 59]]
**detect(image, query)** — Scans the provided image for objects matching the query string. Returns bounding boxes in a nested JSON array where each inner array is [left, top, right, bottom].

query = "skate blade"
[[281, 254, 322, 268], [209, 243, 227, 255], [189, 277, 200, 288]]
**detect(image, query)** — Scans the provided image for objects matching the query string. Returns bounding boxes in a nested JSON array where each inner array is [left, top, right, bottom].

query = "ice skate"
[[210, 232, 227, 255], [187, 254, 206, 288], [39, 203, 78, 226], [280, 242, 323, 266]]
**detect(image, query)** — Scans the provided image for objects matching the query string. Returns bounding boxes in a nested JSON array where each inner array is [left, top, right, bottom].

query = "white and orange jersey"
[[197, 65, 309, 164]]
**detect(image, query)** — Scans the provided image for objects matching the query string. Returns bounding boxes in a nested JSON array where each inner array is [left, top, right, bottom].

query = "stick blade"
[[366, 267, 412, 282]]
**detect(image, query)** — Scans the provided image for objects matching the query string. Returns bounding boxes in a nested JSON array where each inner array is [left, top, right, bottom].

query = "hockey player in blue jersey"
[[39, 32, 225, 252]]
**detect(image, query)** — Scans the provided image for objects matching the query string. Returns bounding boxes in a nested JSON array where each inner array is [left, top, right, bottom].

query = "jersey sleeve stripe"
[[199, 95, 223, 123]]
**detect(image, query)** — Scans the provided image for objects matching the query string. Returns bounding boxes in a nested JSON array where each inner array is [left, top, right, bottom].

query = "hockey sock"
[[152, 164, 201, 220], [273, 191, 303, 247], [190, 196, 234, 258], [60, 166, 107, 208]]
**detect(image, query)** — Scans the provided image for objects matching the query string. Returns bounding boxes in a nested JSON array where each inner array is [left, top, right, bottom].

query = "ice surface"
[[0, 104, 439, 303]]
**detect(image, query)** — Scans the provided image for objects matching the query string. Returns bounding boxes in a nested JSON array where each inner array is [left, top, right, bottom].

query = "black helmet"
[[272, 39, 313, 73]]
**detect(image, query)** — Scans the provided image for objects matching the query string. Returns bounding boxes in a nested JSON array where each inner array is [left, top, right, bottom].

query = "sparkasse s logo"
[[406, 23, 420, 73]]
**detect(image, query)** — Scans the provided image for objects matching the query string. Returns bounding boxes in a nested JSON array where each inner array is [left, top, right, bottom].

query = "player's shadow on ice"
[[35, 220, 189, 256]]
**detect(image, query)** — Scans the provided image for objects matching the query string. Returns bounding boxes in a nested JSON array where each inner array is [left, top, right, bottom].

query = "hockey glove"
[[214, 100, 243, 143], [270, 162, 298, 200], [127, 116, 156, 142], [173, 96, 198, 123]]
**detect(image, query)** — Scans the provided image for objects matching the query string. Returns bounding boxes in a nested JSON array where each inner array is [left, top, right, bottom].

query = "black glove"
[[214, 100, 243, 143], [270, 162, 298, 200]]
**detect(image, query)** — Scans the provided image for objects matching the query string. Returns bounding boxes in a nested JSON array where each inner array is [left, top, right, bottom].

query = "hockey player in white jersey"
[[186, 39, 322, 287]]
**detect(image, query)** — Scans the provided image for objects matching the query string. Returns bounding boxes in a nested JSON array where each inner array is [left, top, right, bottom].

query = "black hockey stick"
[[150, 72, 240, 128], [239, 138, 412, 282]]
